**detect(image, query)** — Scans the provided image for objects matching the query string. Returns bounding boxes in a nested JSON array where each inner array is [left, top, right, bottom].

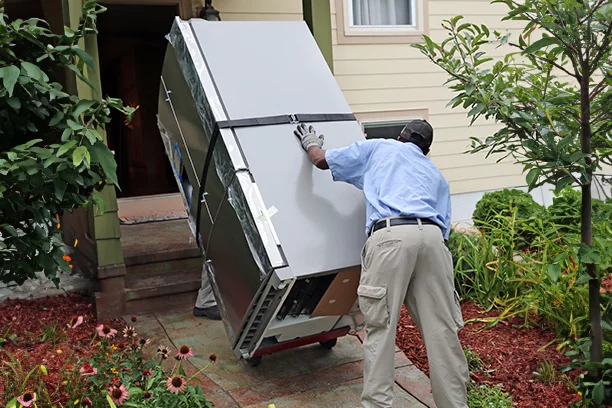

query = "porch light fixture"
[[200, 0, 221, 21]]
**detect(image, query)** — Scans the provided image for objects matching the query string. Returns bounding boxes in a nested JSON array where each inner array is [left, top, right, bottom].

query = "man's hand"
[[294, 124, 324, 152]]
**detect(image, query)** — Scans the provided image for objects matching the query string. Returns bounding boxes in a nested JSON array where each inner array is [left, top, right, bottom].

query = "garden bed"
[[397, 302, 582, 407]]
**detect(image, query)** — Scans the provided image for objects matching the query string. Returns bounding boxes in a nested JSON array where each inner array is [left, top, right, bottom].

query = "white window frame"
[[341, 0, 425, 39], [355, 109, 429, 140]]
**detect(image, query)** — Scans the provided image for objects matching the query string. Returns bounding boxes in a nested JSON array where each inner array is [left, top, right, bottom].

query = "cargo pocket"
[[452, 290, 464, 330], [358, 285, 389, 328]]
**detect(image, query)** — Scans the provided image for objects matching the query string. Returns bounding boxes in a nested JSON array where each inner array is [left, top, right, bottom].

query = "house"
[[11, 0, 608, 317]]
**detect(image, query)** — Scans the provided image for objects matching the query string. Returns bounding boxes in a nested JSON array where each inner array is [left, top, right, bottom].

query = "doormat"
[[119, 211, 188, 225]]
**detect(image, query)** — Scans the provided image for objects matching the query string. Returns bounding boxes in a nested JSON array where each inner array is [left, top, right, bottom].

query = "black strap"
[[217, 113, 355, 129]]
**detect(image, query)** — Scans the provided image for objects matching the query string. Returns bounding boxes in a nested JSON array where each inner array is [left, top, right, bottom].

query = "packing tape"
[[258, 206, 278, 222]]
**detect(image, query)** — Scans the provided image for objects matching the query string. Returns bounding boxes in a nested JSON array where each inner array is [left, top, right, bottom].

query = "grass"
[[467, 383, 513, 408], [39, 324, 66, 345], [464, 347, 485, 374]]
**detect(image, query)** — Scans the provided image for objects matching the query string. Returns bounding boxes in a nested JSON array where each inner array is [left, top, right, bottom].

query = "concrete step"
[[125, 279, 202, 301], [125, 290, 198, 315], [125, 256, 202, 281], [120, 220, 201, 267]]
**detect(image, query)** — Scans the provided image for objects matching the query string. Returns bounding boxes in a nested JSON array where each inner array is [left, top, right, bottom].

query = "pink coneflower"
[[138, 338, 150, 348], [17, 391, 36, 407], [108, 384, 129, 405], [166, 376, 186, 394], [96, 324, 117, 338], [131, 315, 138, 323], [176, 344, 194, 360], [79, 362, 98, 377], [123, 326, 136, 338], [143, 391, 152, 401], [142, 369, 152, 377], [82, 397, 93, 406], [68, 316, 84, 329], [209, 353, 218, 365], [157, 345, 170, 360]]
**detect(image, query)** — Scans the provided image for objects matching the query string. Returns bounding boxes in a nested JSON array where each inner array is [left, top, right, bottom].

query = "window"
[[355, 109, 429, 140], [363, 121, 406, 140], [335, 0, 427, 44], [349, 0, 415, 28]]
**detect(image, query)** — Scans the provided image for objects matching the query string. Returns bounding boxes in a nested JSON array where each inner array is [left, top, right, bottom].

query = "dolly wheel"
[[246, 356, 262, 367], [319, 338, 337, 350]]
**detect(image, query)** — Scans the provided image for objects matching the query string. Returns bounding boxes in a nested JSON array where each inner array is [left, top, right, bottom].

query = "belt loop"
[[385, 218, 391, 232], [417, 218, 423, 230]]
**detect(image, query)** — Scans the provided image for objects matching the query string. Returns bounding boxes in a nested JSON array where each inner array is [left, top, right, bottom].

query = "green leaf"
[[2, 66, 21, 96], [5, 396, 17, 408], [72, 146, 88, 167], [89, 141, 118, 186], [21, 61, 47, 82], [523, 37, 561, 54], [7, 97, 21, 111], [602, 320, 612, 331], [43, 156, 62, 168], [14, 139, 42, 151], [73, 46, 95, 69], [49, 111, 64, 126], [555, 176, 574, 193], [54, 180, 67, 201], [72, 100, 94, 119], [106, 394, 118, 408], [526, 168, 540, 188], [92, 193, 105, 215], [56, 140, 76, 157], [592, 381, 604, 405], [67, 119, 84, 130], [61, 128, 72, 142], [547, 264, 561, 282], [579, 244, 602, 265], [84, 129, 100, 144], [64, 26, 75, 37], [2, 225, 18, 236]]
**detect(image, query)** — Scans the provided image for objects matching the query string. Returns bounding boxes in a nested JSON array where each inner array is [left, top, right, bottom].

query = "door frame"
[[99, 0, 196, 20]]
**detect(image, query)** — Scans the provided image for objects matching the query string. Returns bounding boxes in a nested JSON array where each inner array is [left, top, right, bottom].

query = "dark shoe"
[[193, 306, 221, 320]]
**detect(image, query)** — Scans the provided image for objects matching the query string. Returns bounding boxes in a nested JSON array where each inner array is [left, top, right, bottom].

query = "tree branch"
[[509, 43, 578, 78]]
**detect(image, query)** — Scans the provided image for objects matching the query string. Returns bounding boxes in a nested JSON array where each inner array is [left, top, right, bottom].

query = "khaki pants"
[[359, 220, 469, 408], [195, 264, 217, 309]]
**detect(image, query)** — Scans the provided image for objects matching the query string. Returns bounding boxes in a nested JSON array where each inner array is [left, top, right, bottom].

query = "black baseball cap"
[[400, 120, 434, 155]]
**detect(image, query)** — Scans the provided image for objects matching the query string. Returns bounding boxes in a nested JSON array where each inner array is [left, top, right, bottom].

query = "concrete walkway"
[[132, 306, 436, 408]]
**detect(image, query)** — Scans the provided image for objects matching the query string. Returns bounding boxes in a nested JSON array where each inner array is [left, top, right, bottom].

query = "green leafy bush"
[[0, 3, 136, 285], [467, 384, 513, 408], [472, 189, 543, 229], [564, 338, 612, 407]]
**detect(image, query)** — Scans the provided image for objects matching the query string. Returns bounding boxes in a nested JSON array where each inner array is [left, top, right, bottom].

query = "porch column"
[[302, 0, 334, 73]]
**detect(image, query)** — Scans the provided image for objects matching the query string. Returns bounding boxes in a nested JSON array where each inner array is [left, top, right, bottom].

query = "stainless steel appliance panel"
[[234, 122, 367, 277]]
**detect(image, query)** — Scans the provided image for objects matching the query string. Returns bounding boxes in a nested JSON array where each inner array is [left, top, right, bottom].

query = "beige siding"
[[216, 0, 302, 21], [215, 0, 530, 195], [331, 0, 526, 194]]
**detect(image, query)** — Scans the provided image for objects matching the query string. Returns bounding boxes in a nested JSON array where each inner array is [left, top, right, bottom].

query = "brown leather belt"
[[369, 217, 439, 236]]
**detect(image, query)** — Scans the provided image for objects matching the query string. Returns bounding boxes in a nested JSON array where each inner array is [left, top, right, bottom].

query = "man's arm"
[[307, 146, 329, 170]]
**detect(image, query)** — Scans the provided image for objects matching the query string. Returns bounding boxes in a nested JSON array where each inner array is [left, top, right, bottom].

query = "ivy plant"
[[0, 2, 135, 285]]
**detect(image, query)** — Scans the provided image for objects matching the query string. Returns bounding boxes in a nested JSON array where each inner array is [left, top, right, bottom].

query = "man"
[[294, 120, 469, 408], [193, 265, 221, 320]]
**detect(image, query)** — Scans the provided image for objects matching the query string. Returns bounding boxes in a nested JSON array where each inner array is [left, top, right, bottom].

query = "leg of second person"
[[360, 225, 420, 408]]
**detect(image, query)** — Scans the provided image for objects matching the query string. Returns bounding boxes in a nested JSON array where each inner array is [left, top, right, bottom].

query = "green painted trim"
[[303, 0, 334, 73], [65, 0, 122, 267], [96, 239, 125, 266], [93, 212, 121, 240]]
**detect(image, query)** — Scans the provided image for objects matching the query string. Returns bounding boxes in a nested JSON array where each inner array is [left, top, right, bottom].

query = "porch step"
[[120, 219, 203, 314]]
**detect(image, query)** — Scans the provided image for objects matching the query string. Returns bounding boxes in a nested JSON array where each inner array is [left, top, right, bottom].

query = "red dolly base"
[[245, 326, 351, 367]]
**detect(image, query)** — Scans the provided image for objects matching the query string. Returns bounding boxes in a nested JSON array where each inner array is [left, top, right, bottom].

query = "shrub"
[[0, 2, 136, 286], [472, 189, 543, 229]]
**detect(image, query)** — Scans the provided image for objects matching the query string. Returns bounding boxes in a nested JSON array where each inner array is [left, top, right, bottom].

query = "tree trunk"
[[580, 66, 602, 363]]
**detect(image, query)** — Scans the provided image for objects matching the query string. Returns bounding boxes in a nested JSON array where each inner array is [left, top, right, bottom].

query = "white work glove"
[[294, 124, 324, 152]]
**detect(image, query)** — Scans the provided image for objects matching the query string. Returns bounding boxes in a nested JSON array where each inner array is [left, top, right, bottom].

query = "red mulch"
[[396, 302, 581, 407], [0, 294, 125, 406]]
